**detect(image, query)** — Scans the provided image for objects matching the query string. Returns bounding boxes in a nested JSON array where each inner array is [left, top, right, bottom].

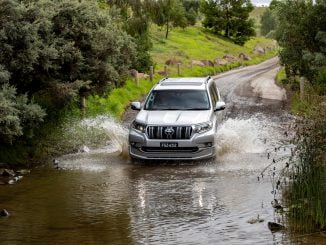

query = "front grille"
[[146, 126, 192, 139], [142, 147, 198, 152]]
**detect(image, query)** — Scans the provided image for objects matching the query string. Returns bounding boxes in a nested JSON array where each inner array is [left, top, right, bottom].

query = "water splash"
[[81, 116, 129, 158], [216, 116, 278, 156]]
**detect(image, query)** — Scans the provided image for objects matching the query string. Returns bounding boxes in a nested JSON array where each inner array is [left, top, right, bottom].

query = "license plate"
[[160, 142, 178, 148]]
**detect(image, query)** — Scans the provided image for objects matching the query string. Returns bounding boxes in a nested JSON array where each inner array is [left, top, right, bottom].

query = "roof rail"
[[158, 77, 169, 84], [205, 76, 211, 84]]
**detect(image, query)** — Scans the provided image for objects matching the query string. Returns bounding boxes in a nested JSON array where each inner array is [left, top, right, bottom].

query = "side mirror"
[[215, 101, 226, 111], [131, 101, 141, 111]]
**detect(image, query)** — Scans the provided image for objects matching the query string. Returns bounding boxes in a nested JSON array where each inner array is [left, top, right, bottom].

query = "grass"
[[274, 67, 326, 233], [150, 25, 275, 68], [283, 114, 326, 232], [276, 67, 287, 86]]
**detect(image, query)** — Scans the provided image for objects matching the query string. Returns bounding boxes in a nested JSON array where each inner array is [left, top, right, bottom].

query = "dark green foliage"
[[0, 0, 136, 101], [275, 0, 326, 83], [0, 0, 137, 143], [181, 0, 200, 26], [107, 0, 153, 71], [145, 0, 188, 38], [0, 84, 46, 144], [260, 8, 276, 36], [200, 0, 255, 45]]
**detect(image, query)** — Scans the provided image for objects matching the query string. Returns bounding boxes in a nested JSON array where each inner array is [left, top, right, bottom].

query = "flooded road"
[[1, 58, 316, 244]]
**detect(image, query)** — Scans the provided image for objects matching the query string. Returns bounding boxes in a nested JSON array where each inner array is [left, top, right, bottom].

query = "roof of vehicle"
[[154, 77, 213, 90]]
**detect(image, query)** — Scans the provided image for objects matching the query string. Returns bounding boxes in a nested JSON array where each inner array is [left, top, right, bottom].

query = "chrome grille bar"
[[146, 126, 192, 139]]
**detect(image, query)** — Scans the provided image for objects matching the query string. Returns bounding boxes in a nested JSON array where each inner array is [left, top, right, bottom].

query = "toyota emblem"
[[164, 127, 175, 137]]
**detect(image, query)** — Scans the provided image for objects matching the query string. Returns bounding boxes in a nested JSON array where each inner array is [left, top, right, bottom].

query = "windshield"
[[144, 90, 210, 110]]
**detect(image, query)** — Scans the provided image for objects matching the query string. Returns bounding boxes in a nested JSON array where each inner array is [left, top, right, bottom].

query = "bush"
[[0, 84, 45, 144], [0, 0, 137, 143], [0, 0, 136, 110]]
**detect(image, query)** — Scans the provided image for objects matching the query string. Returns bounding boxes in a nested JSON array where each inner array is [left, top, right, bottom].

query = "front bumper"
[[129, 128, 216, 160]]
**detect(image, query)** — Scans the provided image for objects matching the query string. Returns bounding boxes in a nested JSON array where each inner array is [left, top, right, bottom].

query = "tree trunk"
[[165, 21, 169, 39], [225, 7, 230, 37]]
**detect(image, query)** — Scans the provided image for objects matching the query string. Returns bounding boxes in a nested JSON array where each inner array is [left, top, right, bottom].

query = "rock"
[[190, 60, 206, 67], [129, 69, 149, 79], [223, 54, 238, 62], [8, 179, 16, 185], [165, 58, 182, 66], [14, 176, 23, 182], [53, 159, 59, 165], [214, 58, 229, 66], [253, 46, 266, 54], [239, 53, 251, 61], [0, 209, 10, 217], [268, 222, 284, 232], [1, 169, 15, 177], [271, 199, 283, 210], [137, 73, 149, 80], [80, 145, 90, 153], [15, 169, 30, 175], [129, 69, 138, 77], [200, 60, 215, 67], [247, 215, 264, 224], [157, 70, 168, 76]]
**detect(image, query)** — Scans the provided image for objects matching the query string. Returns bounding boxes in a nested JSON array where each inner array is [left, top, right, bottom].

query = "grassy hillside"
[[151, 25, 274, 66]]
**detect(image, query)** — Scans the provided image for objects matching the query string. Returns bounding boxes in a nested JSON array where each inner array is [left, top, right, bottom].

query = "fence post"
[[135, 70, 139, 86], [149, 66, 154, 82], [177, 63, 181, 76], [164, 65, 168, 77], [300, 77, 305, 101], [190, 61, 193, 70], [81, 96, 86, 116]]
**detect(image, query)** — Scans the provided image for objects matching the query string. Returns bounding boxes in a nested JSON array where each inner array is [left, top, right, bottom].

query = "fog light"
[[205, 142, 213, 147], [130, 142, 142, 148]]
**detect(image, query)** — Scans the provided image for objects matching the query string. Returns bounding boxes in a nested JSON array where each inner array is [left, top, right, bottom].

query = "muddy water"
[[0, 58, 321, 244]]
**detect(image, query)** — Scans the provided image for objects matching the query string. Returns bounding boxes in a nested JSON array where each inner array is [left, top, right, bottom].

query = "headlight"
[[132, 121, 147, 133], [193, 122, 213, 134]]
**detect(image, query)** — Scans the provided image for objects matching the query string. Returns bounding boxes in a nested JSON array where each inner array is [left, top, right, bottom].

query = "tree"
[[200, 0, 255, 45], [0, 0, 137, 108], [260, 8, 276, 36], [108, 0, 153, 71], [145, 0, 188, 38], [275, 0, 326, 83], [0, 0, 138, 143], [181, 0, 200, 26], [0, 82, 45, 144]]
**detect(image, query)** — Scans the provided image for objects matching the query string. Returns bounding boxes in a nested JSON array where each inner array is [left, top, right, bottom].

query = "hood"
[[135, 110, 212, 125]]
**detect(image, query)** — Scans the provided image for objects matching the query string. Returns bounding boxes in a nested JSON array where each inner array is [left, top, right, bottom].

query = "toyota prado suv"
[[128, 77, 226, 160]]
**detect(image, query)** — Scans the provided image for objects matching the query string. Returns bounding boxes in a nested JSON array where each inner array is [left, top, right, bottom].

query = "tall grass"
[[284, 112, 326, 232], [272, 73, 326, 232]]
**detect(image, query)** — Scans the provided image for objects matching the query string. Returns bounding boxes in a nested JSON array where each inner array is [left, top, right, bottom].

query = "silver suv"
[[128, 77, 225, 160]]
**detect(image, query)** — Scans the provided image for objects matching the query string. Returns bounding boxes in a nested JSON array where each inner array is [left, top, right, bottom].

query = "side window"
[[209, 86, 218, 106]]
